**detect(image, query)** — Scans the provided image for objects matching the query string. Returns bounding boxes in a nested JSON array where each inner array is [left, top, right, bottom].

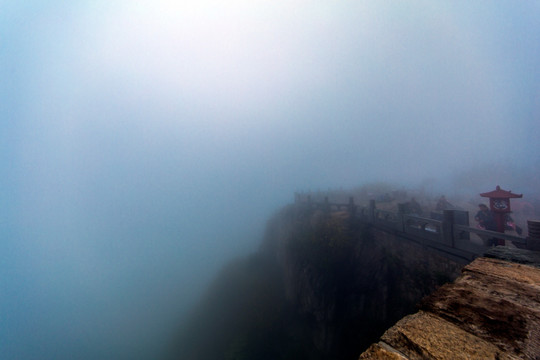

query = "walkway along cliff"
[[293, 193, 540, 261]]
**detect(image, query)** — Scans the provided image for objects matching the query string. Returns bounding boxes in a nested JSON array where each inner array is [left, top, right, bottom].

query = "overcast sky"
[[1, 1, 539, 359]]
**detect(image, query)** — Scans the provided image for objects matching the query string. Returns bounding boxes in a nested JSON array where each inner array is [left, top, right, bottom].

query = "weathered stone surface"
[[359, 343, 407, 359], [378, 311, 513, 360], [484, 246, 540, 267], [421, 258, 540, 358], [359, 256, 540, 359]]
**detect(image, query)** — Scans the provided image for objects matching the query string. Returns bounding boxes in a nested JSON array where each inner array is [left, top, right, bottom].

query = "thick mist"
[[1, 1, 539, 359]]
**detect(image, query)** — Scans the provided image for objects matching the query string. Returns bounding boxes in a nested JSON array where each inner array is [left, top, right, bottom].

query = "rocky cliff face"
[[173, 204, 469, 359], [261, 205, 464, 359]]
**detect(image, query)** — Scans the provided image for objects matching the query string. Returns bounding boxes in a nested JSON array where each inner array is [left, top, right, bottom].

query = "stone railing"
[[294, 195, 538, 261]]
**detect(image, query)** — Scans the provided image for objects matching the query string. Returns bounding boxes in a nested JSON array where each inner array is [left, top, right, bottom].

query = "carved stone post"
[[369, 200, 376, 223], [442, 210, 455, 247], [452, 210, 470, 241], [323, 196, 330, 214], [348, 196, 357, 216], [397, 203, 407, 232], [526, 220, 540, 251]]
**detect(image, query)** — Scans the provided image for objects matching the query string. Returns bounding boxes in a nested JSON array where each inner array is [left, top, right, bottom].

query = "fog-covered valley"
[[1, 1, 539, 359]]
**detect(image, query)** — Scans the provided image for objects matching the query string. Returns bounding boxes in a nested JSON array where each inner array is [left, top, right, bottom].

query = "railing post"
[[323, 196, 330, 214], [453, 210, 470, 241], [369, 200, 376, 223], [442, 210, 455, 247], [348, 196, 357, 216], [526, 220, 540, 251], [397, 203, 407, 232]]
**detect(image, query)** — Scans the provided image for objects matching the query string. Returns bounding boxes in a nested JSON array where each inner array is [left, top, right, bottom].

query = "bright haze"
[[1, 1, 539, 359]]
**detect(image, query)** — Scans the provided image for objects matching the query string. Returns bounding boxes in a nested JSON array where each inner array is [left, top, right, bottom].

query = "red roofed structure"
[[480, 186, 523, 239], [480, 185, 523, 201]]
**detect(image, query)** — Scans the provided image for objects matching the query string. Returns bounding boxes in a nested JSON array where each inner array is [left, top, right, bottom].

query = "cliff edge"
[[359, 252, 540, 359]]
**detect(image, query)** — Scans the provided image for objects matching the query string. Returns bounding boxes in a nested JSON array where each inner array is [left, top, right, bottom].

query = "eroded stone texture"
[[484, 247, 540, 267], [359, 256, 540, 359], [421, 258, 540, 358], [359, 343, 407, 360], [380, 311, 514, 360]]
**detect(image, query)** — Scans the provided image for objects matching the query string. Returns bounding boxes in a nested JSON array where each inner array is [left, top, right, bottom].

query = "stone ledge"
[[359, 342, 407, 360], [359, 256, 540, 359], [361, 311, 514, 360], [484, 246, 540, 267]]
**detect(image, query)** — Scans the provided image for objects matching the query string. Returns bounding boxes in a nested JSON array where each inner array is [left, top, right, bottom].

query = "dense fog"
[[1, 1, 539, 359]]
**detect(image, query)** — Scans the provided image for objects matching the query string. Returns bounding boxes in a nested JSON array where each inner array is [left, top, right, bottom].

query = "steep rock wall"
[[262, 205, 465, 359], [174, 204, 473, 360]]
